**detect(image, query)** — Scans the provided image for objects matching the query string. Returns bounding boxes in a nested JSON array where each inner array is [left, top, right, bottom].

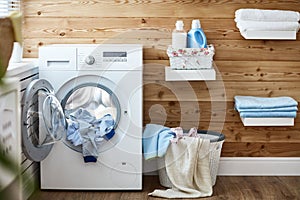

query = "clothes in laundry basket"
[[142, 124, 176, 160], [149, 137, 212, 198], [169, 127, 198, 143], [66, 108, 115, 162], [143, 125, 202, 160]]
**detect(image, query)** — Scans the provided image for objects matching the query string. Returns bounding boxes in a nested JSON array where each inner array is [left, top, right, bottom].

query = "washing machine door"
[[58, 78, 122, 154], [21, 79, 66, 162]]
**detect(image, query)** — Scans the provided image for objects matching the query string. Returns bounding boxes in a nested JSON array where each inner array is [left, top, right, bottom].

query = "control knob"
[[85, 55, 95, 65]]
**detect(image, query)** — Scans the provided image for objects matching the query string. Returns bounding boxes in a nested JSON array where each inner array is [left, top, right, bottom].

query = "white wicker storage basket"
[[167, 45, 215, 70], [157, 131, 225, 188]]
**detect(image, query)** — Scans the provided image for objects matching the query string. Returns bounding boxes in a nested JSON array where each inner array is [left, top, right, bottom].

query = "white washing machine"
[[21, 44, 143, 190]]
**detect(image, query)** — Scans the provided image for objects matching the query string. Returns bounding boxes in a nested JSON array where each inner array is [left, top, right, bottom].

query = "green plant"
[[0, 17, 14, 81], [0, 11, 22, 81]]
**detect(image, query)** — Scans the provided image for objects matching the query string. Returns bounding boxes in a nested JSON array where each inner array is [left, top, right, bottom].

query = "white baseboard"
[[218, 157, 300, 176], [143, 157, 300, 176]]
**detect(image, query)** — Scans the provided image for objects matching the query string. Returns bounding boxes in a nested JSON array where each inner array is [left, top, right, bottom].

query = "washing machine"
[[21, 44, 143, 190]]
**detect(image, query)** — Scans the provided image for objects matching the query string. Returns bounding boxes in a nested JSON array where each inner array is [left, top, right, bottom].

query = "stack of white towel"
[[235, 9, 300, 38]]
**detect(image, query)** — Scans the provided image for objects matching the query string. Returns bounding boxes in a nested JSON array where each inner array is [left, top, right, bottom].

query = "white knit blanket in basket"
[[149, 137, 213, 198]]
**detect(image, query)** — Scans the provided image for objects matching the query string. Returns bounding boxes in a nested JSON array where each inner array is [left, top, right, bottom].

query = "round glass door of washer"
[[60, 83, 122, 153]]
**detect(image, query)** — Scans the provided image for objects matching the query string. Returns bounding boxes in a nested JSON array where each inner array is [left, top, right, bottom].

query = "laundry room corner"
[[1, 0, 300, 199]]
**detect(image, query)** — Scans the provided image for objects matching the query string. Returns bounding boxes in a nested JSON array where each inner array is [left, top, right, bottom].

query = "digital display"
[[103, 52, 127, 57]]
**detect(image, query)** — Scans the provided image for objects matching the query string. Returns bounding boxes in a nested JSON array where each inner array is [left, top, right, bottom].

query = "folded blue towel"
[[142, 124, 175, 160], [239, 111, 297, 118], [235, 96, 298, 110], [236, 106, 298, 112]]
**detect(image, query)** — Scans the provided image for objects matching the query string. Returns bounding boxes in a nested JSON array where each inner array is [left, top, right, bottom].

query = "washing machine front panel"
[[39, 72, 143, 189], [37, 44, 143, 190]]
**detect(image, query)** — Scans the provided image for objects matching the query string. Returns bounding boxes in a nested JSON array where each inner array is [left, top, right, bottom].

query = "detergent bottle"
[[187, 19, 207, 48], [172, 20, 187, 48]]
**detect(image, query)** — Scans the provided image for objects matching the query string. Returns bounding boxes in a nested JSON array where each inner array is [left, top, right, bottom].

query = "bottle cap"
[[175, 20, 184, 31], [192, 19, 201, 29]]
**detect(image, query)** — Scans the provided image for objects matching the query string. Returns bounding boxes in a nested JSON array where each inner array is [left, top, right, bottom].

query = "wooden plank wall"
[[21, 0, 300, 157]]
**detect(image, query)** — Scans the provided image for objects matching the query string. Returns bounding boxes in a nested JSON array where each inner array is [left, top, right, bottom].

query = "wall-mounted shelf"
[[240, 117, 294, 126], [165, 66, 216, 81], [241, 30, 297, 40]]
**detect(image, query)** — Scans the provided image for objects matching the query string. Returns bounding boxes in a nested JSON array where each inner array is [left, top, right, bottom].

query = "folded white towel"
[[236, 20, 300, 32], [235, 9, 300, 22]]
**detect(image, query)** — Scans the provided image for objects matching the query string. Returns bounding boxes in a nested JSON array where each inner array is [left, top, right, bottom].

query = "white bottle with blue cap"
[[187, 19, 207, 48]]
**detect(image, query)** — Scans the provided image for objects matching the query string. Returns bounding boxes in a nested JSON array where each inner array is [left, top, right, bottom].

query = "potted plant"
[[0, 11, 22, 80]]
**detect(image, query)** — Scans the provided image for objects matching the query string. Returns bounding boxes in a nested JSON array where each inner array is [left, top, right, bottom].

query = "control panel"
[[39, 44, 143, 71], [78, 48, 129, 66], [77, 47, 102, 67], [102, 51, 127, 62]]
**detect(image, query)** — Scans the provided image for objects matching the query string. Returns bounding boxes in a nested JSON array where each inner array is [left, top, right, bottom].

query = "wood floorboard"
[[29, 176, 300, 200]]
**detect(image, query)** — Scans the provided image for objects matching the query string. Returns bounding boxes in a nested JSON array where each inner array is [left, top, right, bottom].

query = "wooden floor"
[[29, 176, 300, 200]]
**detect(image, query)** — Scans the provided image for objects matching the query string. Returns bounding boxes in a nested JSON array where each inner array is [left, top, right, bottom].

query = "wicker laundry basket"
[[157, 130, 225, 188]]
